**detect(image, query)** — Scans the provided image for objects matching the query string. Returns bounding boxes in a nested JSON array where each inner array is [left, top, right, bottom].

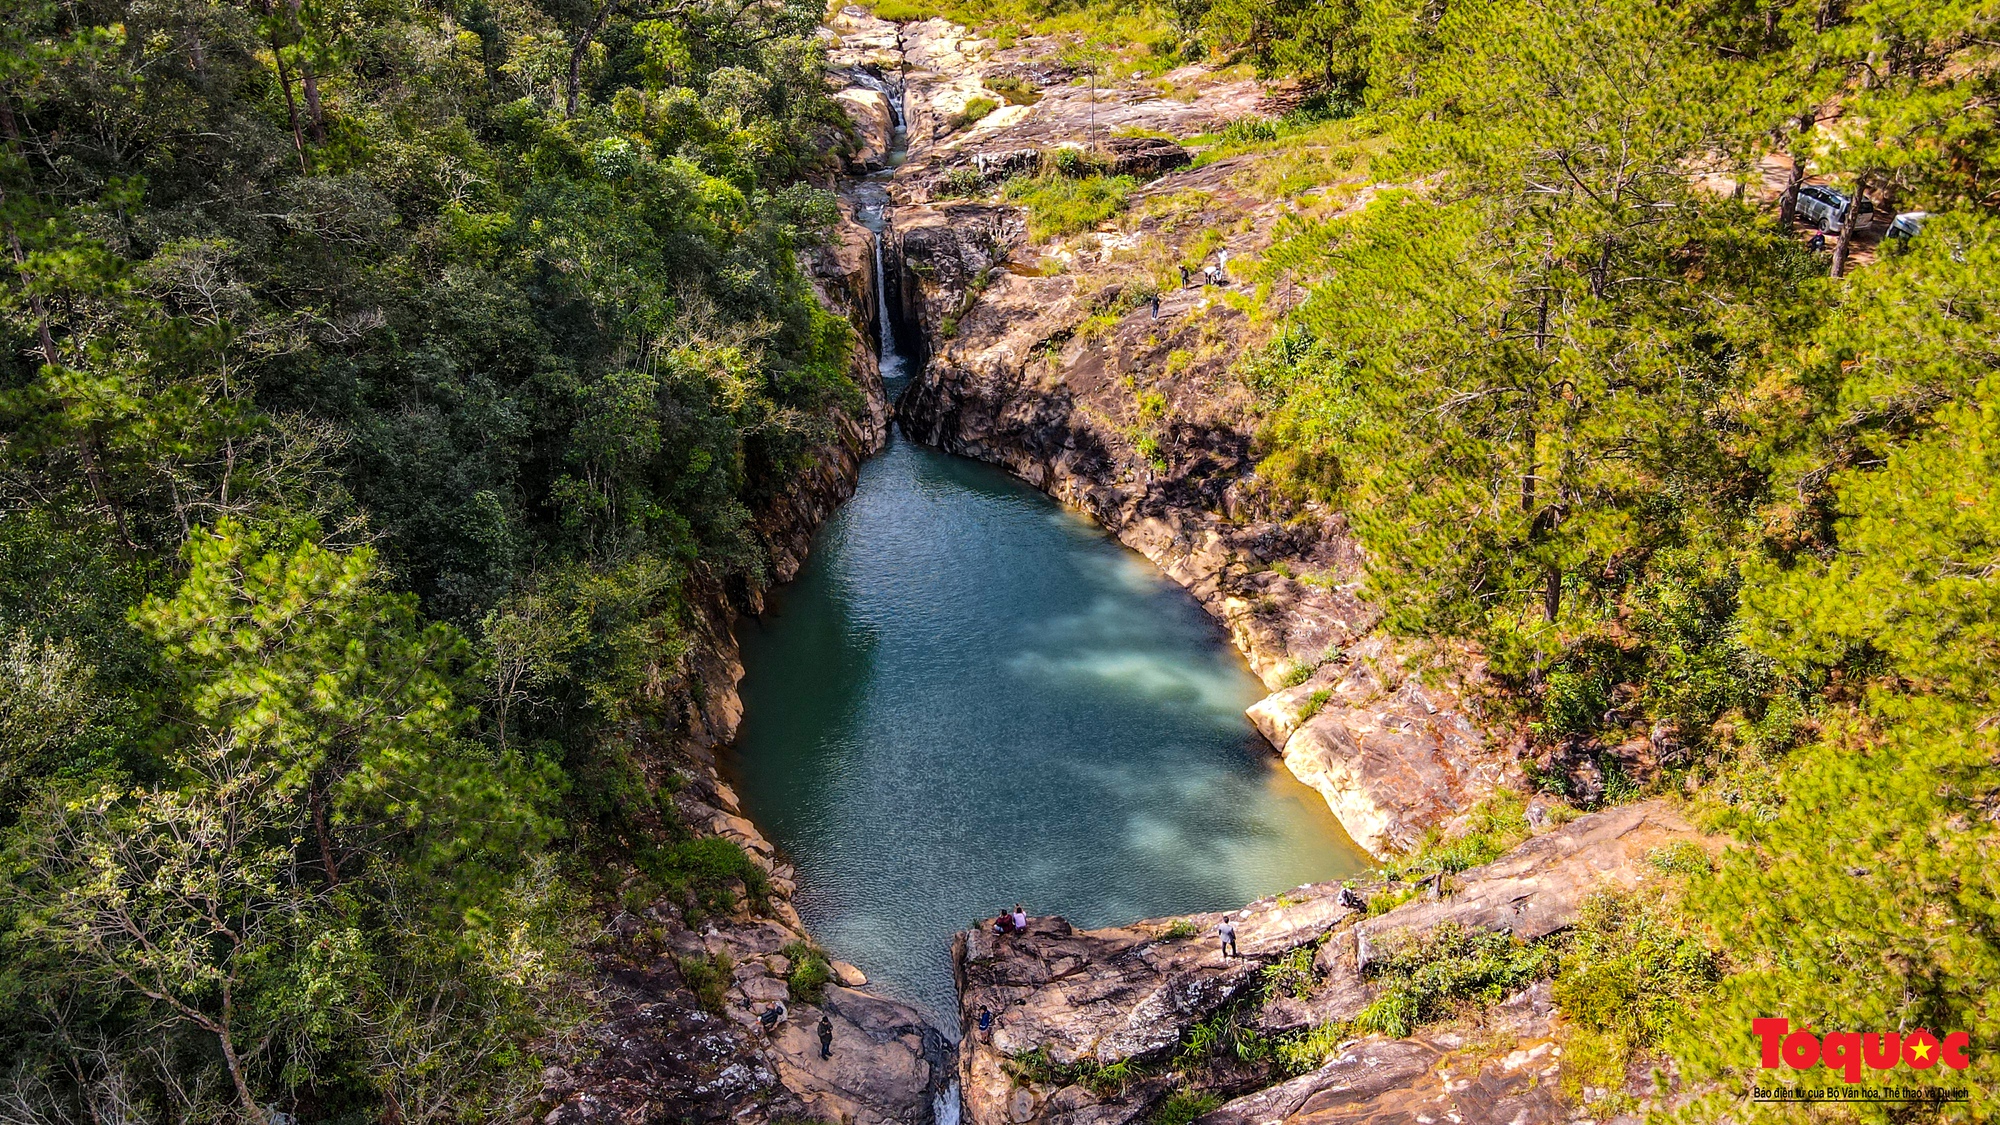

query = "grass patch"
[[1382, 789, 1533, 883], [1554, 890, 1719, 1100], [1003, 173, 1137, 240], [1261, 944, 1317, 1000], [952, 95, 999, 129], [1295, 687, 1333, 722], [1003, 1046, 1138, 1097], [1160, 918, 1199, 940], [1272, 1019, 1349, 1075], [1152, 1090, 1222, 1125]]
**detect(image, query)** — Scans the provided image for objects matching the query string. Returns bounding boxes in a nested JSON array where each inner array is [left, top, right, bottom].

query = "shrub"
[[1273, 1019, 1349, 1075], [676, 952, 732, 1013], [782, 940, 834, 1003], [1261, 945, 1317, 1000], [1356, 923, 1551, 1037], [1552, 892, 1717, 1049], [1645, 840, 1711, 876], [935, 166, 988, 198], [1160, 918, 1198, 940], [984, 76, 1041, 105], [1152, 1090, 1221, 1125]]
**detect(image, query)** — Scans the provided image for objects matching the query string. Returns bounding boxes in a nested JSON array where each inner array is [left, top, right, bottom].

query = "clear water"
[[732, 436, 1367, 1028], [732, 158, 1365, 1031]]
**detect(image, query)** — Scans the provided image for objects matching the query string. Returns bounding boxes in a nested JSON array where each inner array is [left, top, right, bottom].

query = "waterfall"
[[872, 229, 907, 393], [932, 1077, 963, 1125]]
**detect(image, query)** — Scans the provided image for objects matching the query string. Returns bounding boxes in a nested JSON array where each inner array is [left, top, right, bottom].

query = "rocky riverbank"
[[822, 5, 1515, 858], [951, 801, 1705, 1125]]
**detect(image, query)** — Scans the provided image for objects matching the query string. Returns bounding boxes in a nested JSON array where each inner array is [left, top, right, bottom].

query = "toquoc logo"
[[1754, 1019, 1972, 1084]]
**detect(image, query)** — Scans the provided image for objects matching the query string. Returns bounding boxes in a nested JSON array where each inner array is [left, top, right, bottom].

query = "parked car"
[[1793, 183, 1874, 230], [1887, 211, 1929, 240]]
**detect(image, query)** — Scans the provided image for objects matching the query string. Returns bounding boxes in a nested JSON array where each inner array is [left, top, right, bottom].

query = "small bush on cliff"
[[1357, 923, 1551, 1037], [1555, 894, 1718, 1040], [1273, 1020, 1350, 1074], [1152, 1090, 1222, 1125], [783, 941, 835, 1003], [1262, 945, 1318, 1000], [678, 952, 733, 1013]]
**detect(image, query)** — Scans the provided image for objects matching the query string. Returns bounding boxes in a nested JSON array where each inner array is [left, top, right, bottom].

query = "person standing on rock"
[[818, 1015, 835, 1059], [1179, 263, 1191, 289], [978, 1006, 994, 1040], [1150, 294, 1160, 320], [1217, 917, 1238, 960], [1217, 248, 1230, 278]]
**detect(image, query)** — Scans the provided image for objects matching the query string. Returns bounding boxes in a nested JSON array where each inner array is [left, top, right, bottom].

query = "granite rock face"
[[1199, 984, 1571, 1125], [950, 803, 1703, 1125], [1356, 800, 1708, 948]]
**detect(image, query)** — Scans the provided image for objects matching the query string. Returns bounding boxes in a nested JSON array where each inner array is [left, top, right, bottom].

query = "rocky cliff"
[[951, 802, 1705, 1125], [824, 6, 1516, 857]]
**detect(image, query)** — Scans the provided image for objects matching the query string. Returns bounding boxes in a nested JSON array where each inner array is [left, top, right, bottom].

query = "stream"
[[729, 153, 1367, 1028]]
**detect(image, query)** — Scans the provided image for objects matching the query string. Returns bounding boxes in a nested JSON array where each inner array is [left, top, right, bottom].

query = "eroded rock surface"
[[952, 802, 1701, 1125]]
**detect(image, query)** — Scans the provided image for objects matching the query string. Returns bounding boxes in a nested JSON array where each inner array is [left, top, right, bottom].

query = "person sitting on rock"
[[1012, 904, 1028, 932], [819, 1015, 835, 1059], [991, 910, 1014, 934], [758, 999, 788, 1035], [1217, 917, 1238, 960]]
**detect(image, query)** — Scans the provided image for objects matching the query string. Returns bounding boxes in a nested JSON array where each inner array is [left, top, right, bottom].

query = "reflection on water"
[[732, 440, 1368, 1028]]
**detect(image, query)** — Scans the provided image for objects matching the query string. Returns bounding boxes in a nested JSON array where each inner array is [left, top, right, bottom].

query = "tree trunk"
[[216, 1023, 270, 1125], [1777, 159, 1804, 228], [271, 38, 309, 172], [311, 775, 341, 888], [1830, 170, 1870, 278], [284, 0, 325, 142], [1543, 564, 1561, 623], [565, 0, 620, 117]]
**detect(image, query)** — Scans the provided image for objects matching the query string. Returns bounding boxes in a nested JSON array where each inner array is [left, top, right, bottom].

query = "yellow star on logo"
[[1910, 1039, 1934, 1063]]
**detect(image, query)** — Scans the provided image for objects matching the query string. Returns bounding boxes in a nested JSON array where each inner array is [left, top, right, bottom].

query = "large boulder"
[[1357, 799, 1708, 949], [837, 87, 897, 170], [1246, 636, 1504, 857], [1198, 984, 1569, 1125], [949, 802, 1707, 1125]]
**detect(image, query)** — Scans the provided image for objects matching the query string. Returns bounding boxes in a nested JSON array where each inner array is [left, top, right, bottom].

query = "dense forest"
[[0, 0, 858, 1117], [1, 0, 1996, 1119], [1217, 0, 1998, 1113]]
